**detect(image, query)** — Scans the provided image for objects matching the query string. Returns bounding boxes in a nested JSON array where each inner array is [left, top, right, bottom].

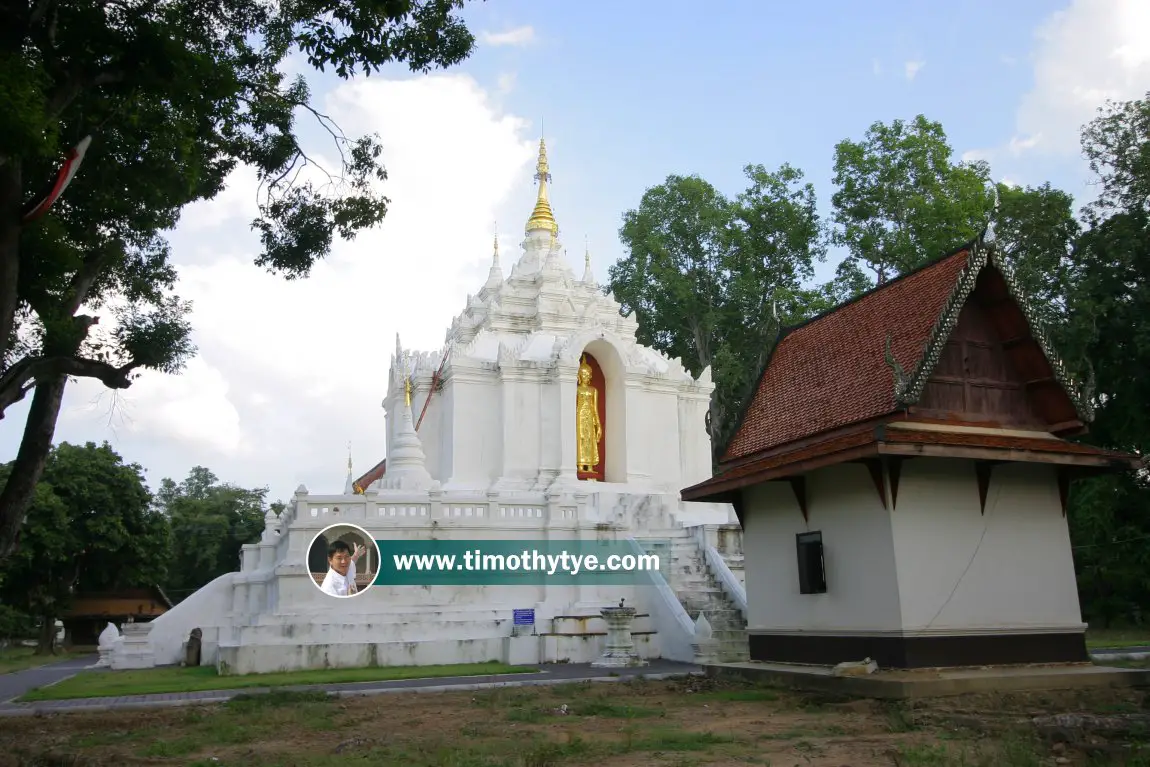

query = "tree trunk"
[[35, 613, 57, 656], [0, 160, 21, 369], [0, 376, 67, 562]]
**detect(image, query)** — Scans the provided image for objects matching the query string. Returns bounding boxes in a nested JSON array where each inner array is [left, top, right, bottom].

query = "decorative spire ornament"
[[525, 137, 559, 238]]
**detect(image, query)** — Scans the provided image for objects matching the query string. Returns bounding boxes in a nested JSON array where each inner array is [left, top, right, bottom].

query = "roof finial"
[[983, 180, 1000, 251], [347, 441, 353, 473], [493, 220, 499, 265], [525, 133, 558, 238]]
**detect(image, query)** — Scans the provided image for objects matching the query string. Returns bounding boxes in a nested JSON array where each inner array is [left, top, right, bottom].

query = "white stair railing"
[[704, 545, 747, 618], [626, 537, 696, 662]]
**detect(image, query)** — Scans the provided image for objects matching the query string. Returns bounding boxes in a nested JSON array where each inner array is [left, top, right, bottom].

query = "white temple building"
[[112, 140, 747, 674]]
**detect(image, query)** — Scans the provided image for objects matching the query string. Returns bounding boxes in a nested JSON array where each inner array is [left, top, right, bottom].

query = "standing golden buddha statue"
[[576, 355, 602, 476]]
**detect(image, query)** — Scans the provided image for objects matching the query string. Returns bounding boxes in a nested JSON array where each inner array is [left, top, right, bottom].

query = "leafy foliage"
[[0, 0, 478, 561], [0, 442, 170, 652], [156, 467, 269, 598], [607, 165, 828, 456], [830, 115, 994, 284]]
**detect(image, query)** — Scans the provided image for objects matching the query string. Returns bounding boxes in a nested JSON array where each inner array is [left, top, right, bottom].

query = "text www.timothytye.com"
[[392, 549, 660, 576]]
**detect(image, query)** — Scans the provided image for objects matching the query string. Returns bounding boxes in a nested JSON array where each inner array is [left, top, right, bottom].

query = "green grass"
[[0, 646, 78, 675], [1087, 627, 1150, 648], [19, 660, 536, 701]]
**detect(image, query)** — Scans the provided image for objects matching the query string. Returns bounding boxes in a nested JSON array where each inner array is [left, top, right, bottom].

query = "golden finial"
[[525, 137, 559, 237], [493, 221, 499, 265]]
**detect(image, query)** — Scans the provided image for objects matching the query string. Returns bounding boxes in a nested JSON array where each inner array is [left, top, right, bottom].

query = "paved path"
[[0, 654, 97, 704], [0, 660, 701, 717]]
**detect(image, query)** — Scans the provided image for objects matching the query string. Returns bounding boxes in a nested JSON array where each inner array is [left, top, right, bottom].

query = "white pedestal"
[[503, 635, 541, 666], [590, 606, 647, 668], [112, 623, 155, 670]]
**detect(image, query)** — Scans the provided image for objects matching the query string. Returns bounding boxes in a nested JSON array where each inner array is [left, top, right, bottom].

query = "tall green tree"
[[830, 114, 993, 284], [0, 441, 170, 653], [607, 164, 827, 455], [157, 467, 267, 597], [991, 181, 1081, 333], [0, 0, 478, 562], [1081, 91, 1150, 216], [1063, 208, 1150, 626], [1056, 94, 1150, 626]]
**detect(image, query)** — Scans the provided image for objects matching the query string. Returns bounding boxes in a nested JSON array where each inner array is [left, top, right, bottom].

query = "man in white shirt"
[[320, 540, 366, 597]]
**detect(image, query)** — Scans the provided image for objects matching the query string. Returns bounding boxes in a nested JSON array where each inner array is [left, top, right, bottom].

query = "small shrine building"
[[682, 233, 1141, 669]]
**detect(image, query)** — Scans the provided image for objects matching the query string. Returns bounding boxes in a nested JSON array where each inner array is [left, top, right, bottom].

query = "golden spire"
[[347, 441, 353, 473], [525, 137, 559, 237], [493, 222, 499, 265]]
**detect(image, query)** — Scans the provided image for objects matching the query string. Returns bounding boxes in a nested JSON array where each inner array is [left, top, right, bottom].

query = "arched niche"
[[576, 352, 607, 481], [577, 338, 627, 483]]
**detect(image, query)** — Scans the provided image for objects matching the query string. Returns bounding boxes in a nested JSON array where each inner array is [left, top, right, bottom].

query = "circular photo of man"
[[307, 523, 380, 598]]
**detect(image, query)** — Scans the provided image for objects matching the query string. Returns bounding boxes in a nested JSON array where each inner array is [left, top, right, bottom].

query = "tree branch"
[[0, 354, 140, 418]]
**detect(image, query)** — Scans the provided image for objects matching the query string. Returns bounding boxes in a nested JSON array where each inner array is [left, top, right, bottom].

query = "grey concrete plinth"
[[591, 606, 648, 668], [706, 660, 1150, 700]]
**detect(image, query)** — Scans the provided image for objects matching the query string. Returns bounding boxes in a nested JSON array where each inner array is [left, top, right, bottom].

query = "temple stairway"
[[638, 526, 749, 663]]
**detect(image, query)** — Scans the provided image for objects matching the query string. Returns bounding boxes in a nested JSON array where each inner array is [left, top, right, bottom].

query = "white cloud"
[[480, 26, 536, 47], [1013, 0, 1150, 155], [904, 60, 925, 81], [2, 73, 540, 501]]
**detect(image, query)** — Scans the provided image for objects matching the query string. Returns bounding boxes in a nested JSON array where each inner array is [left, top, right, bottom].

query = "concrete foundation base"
[[706, 661, 1150, 700]]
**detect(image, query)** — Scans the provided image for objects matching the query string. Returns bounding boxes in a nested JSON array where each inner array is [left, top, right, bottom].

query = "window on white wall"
[[796, 531, 826, 595]]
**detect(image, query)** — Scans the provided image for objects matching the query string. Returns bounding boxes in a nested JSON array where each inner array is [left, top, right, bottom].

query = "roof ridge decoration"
[[885, 231, 1095, 423]]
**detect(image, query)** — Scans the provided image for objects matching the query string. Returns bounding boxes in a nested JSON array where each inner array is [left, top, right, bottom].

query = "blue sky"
[[2, 0, 1147, 501], [446, 0, 1111, 283]]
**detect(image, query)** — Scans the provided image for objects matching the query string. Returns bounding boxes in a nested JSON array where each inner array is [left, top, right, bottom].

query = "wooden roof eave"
[[682, 425, 1140, 504], [875, 441, 1139, 471]]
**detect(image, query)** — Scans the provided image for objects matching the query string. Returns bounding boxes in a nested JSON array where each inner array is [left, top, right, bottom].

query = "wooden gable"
[[911, 264, 1085, 436]]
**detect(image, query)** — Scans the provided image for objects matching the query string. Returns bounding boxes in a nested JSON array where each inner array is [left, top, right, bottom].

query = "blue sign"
[[513, 608, 535, 626]]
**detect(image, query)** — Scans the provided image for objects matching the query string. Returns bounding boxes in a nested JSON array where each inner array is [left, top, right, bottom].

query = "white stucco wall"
[[742, 463, 902, 633], [741, 457, 1085, 636], [399, 344, 712, 494], [891, 459, 1084, 632]]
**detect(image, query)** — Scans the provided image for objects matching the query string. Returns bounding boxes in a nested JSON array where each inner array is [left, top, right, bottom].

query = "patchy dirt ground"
[[0, 676, 1148, 766]]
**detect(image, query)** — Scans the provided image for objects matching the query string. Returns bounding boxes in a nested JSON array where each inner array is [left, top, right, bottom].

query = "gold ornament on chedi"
[[576, 354, 602, 475]]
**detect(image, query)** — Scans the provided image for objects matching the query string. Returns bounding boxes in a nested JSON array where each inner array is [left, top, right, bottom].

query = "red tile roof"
[[722, 246, 972, 462]]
